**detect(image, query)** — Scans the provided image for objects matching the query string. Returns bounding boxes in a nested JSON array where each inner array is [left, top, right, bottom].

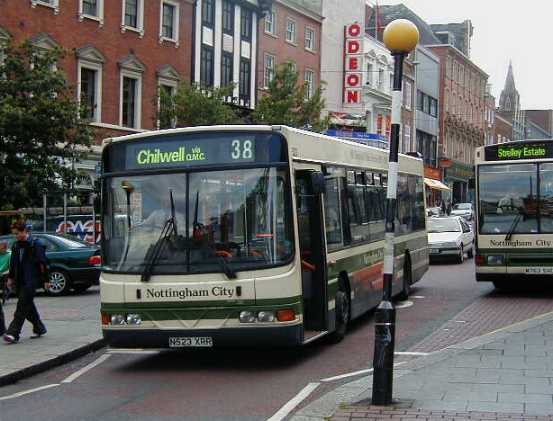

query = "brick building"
[[484, 86, 496, 146], [257, 0, 322, 102], [427, 43, 487, 203], [1, 0, 195, 184]]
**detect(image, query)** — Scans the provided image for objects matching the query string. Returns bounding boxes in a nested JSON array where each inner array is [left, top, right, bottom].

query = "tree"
[[0, 41, 93, 210], [253, 65, 329, 132], [157, 82, 241, 129]]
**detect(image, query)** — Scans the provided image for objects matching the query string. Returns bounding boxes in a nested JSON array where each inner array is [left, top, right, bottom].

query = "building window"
[[221, 52, 233, 87], [80, 67, 99, 121], [403, 124, 411, 153], [378, 68, 384, 89], [161, 1, 179, 42], [285, 18, 296, 44], [121, 75, 140, 128], [366, 63, 373, 86], [222, 0, 234, 35], [305, 27, 315, 51], [202, 0, 214, 28], [239, 58, 251, 102], [122, 0, 144, 34], [241, 8, 252, 41], [158, 83, 176, 129], [263, 54, 275, 88], [82, 0, 97, 16], [31, 0, 60, 14], [304, 69, 314, 100], [287, 61, 297, 73], [264, 9, 276, 35], [125, 0, 138, 27], [200, 46, 214, 87], [403, 80, 412, 110]]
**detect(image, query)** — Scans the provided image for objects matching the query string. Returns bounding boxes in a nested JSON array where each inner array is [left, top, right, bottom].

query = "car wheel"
[[457, 245, 464, 264], [328, 281, 351, 344], [46, 270, 71, 296]]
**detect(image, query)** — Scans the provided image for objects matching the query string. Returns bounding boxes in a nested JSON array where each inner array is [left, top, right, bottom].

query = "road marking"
[[394, 352, 430, 356], [394, 300, 414, 309], [321, 368, 373, 382], [108, 349, 162, 355], [61, 353, 111, 384], [0, 384, 59, 401], [267, 382, 320, 421], [320, 362, 406, 383], [411, 295, 425, 299]]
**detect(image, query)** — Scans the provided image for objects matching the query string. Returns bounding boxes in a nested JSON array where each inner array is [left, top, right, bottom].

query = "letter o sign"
[[347, 74, 360, 87], [347, 23, 361, 38]]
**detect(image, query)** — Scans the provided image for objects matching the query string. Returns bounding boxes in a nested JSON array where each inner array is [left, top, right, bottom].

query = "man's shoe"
[[31, 324, 47, 338], [3, 334, 18, 344]]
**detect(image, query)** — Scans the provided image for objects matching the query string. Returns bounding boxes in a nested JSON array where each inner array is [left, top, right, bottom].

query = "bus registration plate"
[[169, 337, 213, 348]]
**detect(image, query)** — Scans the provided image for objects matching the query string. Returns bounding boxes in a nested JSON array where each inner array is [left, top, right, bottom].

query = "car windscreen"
[[454, 204, 471, 210], [427, 219, 461, 233]]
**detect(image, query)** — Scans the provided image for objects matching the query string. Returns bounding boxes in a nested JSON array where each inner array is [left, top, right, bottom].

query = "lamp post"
[[372, 19, 419, 406]]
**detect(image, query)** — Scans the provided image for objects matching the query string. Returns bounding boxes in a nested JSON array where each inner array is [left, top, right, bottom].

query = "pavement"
[[292, 311, 553, 421], [0, 287, 104, 386]]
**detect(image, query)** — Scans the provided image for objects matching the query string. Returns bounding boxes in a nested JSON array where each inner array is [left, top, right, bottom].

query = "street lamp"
[[372, 19, 419, 406]]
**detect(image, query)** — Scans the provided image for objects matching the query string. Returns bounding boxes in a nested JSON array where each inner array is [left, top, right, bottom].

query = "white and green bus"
[[475, 140, 553, 288], [100, 126, 428, 348]]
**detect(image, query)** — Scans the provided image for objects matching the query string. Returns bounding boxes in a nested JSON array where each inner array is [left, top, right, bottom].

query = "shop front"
[[423, 166, 449, 207], [443, 160, 474, 204]]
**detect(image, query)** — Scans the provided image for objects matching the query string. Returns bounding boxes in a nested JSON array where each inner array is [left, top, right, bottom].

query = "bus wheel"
[[329, 284, 350, 343], [397, 254, 412, 301]]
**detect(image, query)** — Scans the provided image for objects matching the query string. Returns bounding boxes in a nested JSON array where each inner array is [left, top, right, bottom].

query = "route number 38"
[[231, 139, 254, 160]]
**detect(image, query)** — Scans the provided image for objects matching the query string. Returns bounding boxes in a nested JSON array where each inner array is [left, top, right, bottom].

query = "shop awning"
[[424, 178, 451, 191]]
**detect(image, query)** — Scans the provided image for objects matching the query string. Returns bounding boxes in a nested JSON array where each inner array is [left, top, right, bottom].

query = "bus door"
[[295, 169, 328, 332]]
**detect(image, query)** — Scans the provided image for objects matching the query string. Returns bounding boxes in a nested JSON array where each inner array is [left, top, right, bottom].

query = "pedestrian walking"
[[3, 219, 50, 344], [0, 241, 9, 335]]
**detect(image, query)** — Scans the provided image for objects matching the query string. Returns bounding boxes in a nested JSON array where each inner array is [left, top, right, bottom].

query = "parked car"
[[427, 216, 474, 263], [426, 206, 442, 217], [0, 233, 101, 296], [450, 202, 475, 221]]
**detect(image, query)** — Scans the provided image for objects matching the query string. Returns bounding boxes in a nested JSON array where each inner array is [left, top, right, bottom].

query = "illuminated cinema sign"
[[344, 22, 363, 105]]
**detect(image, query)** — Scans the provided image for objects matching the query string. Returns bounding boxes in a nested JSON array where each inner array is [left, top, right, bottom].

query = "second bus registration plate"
[[169, 337, 213, 348]]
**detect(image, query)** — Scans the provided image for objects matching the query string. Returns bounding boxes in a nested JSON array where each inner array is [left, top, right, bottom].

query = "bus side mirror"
[[311, 172, 326, 195]]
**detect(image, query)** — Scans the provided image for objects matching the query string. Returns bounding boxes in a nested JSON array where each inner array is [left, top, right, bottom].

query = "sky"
[[375, 0, 552, 110]]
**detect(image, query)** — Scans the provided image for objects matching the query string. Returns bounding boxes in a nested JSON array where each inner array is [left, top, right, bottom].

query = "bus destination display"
[[125, 135, 256, 170], [485, 142, 553, 161]]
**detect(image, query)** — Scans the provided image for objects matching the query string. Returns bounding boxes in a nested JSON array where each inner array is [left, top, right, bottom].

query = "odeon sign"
[[343, 22, 363, 105]]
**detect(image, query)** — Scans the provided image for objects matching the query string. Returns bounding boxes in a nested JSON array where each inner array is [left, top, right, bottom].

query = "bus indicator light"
[[475, 254, 485, 266], [101, 312, 110, 325], [276, 309, 295, 322]]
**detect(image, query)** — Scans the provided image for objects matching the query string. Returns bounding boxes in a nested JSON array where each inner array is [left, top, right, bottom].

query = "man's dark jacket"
[[9, 236, 48, 289]]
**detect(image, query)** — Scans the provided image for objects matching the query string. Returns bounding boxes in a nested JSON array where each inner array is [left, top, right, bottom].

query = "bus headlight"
[[239, 311, 256, 323], [257, 311, 275, 323], [126, 314, 142, 325], [111, 314, 126, 325], [487, 255, 505, 265]]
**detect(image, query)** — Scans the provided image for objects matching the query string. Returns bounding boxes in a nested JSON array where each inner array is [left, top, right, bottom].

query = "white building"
[[193, 0, 268, 109]]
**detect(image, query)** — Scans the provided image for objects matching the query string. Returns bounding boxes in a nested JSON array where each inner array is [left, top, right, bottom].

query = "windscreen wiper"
[[505, 213, 522, 241], [141, 190, 179, 283]]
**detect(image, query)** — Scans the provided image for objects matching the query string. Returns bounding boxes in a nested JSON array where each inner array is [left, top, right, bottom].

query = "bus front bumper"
[[476, 266, 553, 281], [103, 325, 304, 348]]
